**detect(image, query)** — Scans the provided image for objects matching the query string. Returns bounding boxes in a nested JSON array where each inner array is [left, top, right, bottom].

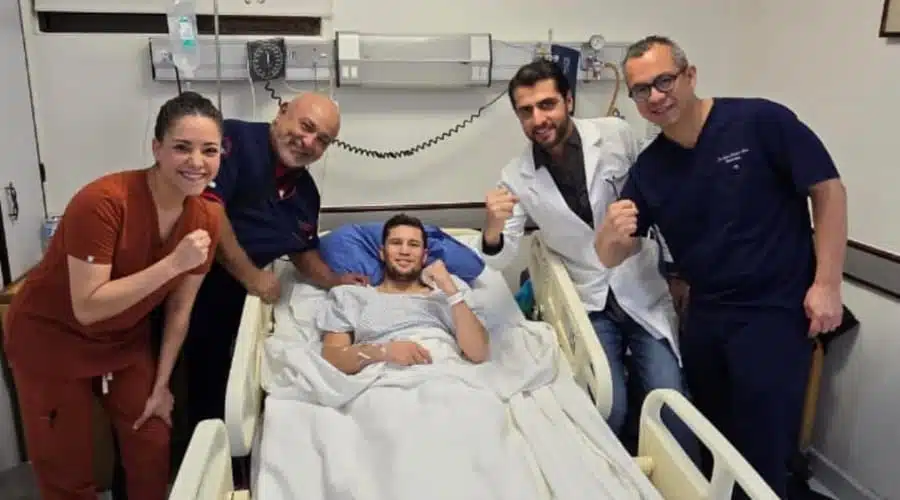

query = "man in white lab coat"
[[480, 59, 696, 457]]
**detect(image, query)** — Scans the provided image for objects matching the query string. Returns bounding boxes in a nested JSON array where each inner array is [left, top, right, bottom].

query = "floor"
[[0, 464, 116, 500], [809, 478, 840, 499], [0, 461, 841, 499], [0, 464, 36, 500]]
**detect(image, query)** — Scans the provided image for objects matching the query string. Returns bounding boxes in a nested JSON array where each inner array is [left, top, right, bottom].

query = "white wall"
[[809, 283, 898, 499], [740, 1, 900, 498], [20, 0, 746, 214], [744, 0, 900, 256], [12, 0, 900, 497]]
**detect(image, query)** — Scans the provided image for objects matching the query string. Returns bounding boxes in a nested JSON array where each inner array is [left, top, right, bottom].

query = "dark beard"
[[532, 116, 570, 151], [383, 263, 421, 284]]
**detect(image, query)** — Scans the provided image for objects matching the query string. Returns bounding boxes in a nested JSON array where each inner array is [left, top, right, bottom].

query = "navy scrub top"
[[203, 119, 321, 268], [621, 97, 840, 311]]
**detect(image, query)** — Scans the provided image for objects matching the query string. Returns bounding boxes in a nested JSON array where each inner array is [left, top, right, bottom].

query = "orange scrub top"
[[3, 168, 221, 378]]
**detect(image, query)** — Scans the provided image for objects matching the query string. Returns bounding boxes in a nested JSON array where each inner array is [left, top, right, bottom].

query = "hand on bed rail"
[[246, 268, 282, 304]]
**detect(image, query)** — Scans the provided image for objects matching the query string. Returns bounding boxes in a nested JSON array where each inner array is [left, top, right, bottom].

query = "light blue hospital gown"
[[313, 280, 538, 500], [316, 277, 478, 349]]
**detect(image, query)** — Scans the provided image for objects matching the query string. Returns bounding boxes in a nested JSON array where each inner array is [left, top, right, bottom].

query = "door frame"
[[0, 0, 48, 287]]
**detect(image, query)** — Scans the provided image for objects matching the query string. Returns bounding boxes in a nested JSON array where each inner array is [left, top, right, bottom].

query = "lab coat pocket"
[[612, 242, 669, 310]]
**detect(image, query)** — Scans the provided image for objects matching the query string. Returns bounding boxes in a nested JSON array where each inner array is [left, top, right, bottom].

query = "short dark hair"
[[507, 59, 571, 109], [382, 213, 427, 247], [153, 91, 224, 141], [622, 35, 689, 74]]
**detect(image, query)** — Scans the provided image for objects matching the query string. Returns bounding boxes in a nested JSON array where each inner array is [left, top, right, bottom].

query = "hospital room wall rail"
[[842, 239, 900, 301]]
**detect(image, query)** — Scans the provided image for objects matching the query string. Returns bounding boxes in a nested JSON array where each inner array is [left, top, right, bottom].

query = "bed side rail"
[[640, 389, 779, 500], [527, 231, 614, 418], [224, 294, 273, 457], [169, 419, 237, 500]]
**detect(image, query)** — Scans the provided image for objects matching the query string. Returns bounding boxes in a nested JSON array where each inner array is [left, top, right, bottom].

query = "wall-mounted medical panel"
[[35, 0, 333, 17], [335, 32, 493, 88], [490, 40, 629, 82], [148, 36, 332, 82]]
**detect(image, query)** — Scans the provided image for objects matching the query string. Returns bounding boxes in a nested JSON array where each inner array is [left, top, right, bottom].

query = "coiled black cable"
[[263, 80, 507, 159], [332, 90, 507, 159], [265, 80, 285, 108]]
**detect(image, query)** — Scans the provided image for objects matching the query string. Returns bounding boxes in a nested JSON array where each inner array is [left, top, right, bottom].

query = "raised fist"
[[602, 200, 640, 243], [170, 229, 210, 272], [485, 187, 519, 231], [422, 259, 454, 293]]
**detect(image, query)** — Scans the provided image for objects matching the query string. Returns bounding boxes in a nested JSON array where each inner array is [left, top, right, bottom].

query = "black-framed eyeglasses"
[[628, 68, 685, 102]]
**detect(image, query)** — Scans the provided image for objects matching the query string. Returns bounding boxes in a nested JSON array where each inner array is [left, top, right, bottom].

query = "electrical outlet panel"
[[334, 32, 492, 88], [148, 35, 630, 85], [148, 36, 332, 83]]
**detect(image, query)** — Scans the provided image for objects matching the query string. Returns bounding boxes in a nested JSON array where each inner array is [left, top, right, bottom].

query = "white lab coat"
[[483, 117, 681, 362]]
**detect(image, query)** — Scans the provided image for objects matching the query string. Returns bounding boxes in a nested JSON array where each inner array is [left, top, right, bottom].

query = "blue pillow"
[[318, 222, 485, 286]]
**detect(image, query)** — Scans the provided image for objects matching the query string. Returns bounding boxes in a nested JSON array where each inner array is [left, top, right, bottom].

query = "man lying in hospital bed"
[[260, 214, 661, 499], [169, 219, 780, 500], [319, 228, 490, 371]]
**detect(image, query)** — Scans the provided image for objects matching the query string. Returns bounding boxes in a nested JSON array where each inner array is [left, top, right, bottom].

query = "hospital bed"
[[169, 228, 778, 500]]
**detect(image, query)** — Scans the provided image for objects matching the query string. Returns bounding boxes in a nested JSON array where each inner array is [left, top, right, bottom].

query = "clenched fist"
[[170, 229, 211, 273], [422, 259, 455, 294], [601, 200, 640, 243], [485, 187, 519, 233]]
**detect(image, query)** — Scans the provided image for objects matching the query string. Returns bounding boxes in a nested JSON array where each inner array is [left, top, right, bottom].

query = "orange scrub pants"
[[11, 353, 169, 500]]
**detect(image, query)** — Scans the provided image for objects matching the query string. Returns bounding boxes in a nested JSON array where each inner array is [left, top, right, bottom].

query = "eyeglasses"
[[628, 69, 685, 102]]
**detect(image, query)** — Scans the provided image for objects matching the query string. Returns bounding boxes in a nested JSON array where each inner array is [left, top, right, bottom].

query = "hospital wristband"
[[446, 290, 467, 307]]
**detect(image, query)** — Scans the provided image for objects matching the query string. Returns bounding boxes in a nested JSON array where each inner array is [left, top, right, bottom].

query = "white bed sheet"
[[253, 238, 662, 500]]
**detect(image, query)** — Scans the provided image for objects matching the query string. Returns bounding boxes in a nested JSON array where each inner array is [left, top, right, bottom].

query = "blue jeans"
[[589, 310, 700, 464]]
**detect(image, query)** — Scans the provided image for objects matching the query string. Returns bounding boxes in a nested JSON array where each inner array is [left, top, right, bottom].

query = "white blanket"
[[257, 313, 663, 500]]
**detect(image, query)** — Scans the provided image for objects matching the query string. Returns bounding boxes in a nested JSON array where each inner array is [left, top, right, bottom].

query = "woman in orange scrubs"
[[2, 91, 224, 500]]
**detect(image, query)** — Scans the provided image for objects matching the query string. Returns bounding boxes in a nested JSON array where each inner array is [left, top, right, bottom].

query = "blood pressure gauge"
[[247, 38, 287, 82]]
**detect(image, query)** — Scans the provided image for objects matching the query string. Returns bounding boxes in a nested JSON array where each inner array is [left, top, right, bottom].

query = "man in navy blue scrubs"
[[594, 36, 847, 498], [183, 92, 367, 436]]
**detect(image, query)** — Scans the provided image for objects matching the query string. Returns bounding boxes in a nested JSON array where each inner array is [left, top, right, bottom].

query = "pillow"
[[318, 222, 485, 286]]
